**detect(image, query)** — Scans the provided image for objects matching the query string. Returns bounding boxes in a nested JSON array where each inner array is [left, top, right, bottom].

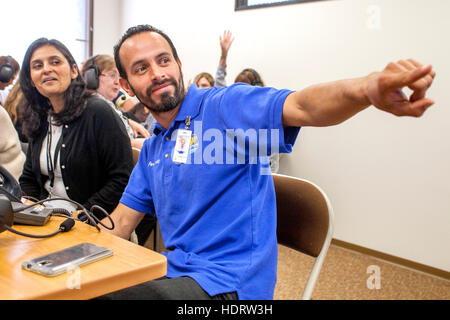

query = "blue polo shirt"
[[120, 83, 300, 299]]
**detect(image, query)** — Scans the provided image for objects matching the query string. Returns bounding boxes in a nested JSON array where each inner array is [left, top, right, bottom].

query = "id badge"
[[172, 129, 192, 164]]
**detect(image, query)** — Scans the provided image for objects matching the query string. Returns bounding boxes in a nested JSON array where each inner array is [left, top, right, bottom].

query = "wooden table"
[[0, 217, 167, 300]]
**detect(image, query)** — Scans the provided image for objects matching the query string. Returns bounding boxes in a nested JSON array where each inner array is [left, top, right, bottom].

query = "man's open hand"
[[367, 59, 436, 117]]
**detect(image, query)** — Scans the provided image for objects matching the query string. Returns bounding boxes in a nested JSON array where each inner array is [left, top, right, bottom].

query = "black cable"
[[4, 197, 114, 239], [4, 225, 61, 238], [49, 208, 71, 217], [11, 198, 72, 212], [3, 218, 74, 239], [54, 199, 113, 231], [89, 205, 115, 230], [11, 197, 106, 231], [50, 198, 101, 231]]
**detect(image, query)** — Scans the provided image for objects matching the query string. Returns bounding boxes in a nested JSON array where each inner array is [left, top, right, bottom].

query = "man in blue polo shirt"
[[99, 25, 435, 300]]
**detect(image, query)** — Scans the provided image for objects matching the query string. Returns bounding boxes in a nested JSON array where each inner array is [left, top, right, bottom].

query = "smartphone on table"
[[22, 242, 113, 277]]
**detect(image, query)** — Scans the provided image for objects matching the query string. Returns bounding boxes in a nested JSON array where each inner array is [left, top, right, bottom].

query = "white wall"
[[93, 0, 122, 56], [95, 0, 450, 271]]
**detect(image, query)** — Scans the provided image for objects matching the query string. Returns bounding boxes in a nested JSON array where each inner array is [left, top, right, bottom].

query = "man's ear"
[[120, 78, 135, 97]]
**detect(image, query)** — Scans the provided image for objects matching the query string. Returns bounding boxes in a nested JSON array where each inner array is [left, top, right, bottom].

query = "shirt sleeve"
[[214, 64, 227, 87], [217, 84, 300, 154]]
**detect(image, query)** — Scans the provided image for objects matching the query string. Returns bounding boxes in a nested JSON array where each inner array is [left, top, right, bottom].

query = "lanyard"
[[46, 120, 64, 188]]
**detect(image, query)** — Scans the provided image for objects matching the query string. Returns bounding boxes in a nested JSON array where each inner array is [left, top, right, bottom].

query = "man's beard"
[[131, 76, 185, 114]]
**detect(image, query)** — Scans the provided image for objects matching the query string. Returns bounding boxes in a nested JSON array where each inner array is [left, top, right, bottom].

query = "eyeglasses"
[[100, 71, 120, 80]]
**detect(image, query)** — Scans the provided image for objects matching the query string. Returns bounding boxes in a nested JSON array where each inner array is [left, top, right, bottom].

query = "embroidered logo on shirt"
[[148, 159, 161, 167]]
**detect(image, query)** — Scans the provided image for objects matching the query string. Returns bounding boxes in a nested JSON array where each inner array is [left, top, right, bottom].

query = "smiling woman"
[[29, 46, 79, 114], [18, 38, 134, 218]]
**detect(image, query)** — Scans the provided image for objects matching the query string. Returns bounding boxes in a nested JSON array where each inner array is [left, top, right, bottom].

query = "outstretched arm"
[[282, 59, 436, 127]]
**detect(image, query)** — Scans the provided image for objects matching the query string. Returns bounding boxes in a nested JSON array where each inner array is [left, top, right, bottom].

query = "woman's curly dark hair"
[[19, 38, 92, 141]]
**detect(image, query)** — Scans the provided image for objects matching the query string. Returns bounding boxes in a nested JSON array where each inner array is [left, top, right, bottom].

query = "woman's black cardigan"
[[19, 97, 134, 214]]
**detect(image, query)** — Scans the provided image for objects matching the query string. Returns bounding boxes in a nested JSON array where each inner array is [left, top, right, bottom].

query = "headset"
[[0, 56, 15, 83], [0, 197, 75, 238], [84, 55, 99, 90], [243, 68, 263, 87], [0, 165, 114, 238], [0, 165, 23, 203]]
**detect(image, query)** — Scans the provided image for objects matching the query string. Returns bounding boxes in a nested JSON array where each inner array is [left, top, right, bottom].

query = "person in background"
[[132, 101, 157, 134], [127, 98, 149, 123], [114, 90, 137, 112], [0, 56, 20, 106], [191, 30, 234, 89], [81, 54, 150, 149], [3, 82, 28, 144], [234, 68, 265, 87], [18, 38, 133, 217], [0, 105, 25, 180], [215, 30, 234, 87], [193, 72, 214, 88], [120, 98, 158, 146]]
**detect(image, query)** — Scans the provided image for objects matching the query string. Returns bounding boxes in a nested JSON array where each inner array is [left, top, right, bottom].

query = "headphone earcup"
[[0, 64, 14, 83], [85, 64, 99, 90], [0, 195, 14, 233], [250, 69, 262, 86], [0, 165, 23, 202]]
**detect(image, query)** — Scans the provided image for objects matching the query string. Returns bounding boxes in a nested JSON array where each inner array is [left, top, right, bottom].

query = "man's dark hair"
[[114, 24, 180, 80], [19, 38, 91, 140]]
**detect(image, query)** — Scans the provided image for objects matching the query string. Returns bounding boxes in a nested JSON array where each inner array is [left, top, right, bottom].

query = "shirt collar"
[[174, 84, 206, 123], [152, 84, 208, 135]]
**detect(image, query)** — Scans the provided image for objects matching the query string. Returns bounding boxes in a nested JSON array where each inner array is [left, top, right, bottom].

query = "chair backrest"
[[129, 147, 141, 244], [132, 147, 141, 166], [272, 173, 334, 299]]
